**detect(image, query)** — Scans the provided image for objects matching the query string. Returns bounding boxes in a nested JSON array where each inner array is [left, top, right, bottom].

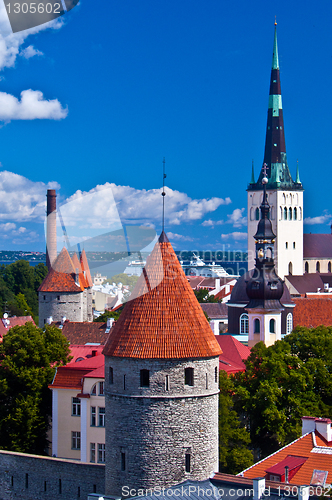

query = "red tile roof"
[[51, 367, 91, 389], [241, 431, 332, 485], [103, 232, 222, 359], [304, 234, 332, 259], [215, 335, 251, 374], [293, 297, 332, 328], [0, 316, 35, 338], [38, 247, 93, 293], [54, 321, 108, 345], [68, 345, 104, 363], [265, 455, 308, 475], [200, 303, 228, 319]]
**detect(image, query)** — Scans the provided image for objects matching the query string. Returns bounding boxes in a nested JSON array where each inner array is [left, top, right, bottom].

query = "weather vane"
[[162, 158, 166, 232]]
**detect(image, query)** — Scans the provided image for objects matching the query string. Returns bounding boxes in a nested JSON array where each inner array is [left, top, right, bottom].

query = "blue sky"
[[0, 0, 330, 254]]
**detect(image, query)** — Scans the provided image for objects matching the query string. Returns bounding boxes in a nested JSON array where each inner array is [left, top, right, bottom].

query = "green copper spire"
[[250, 160, 255, 184], [272, 21, 279, 70], [295, 160, 301, 183]]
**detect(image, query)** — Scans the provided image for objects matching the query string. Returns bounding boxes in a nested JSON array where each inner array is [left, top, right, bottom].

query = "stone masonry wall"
[[105, 356, 219, 497], [38, 292, 84, 327], [0, 450, 105, 500]]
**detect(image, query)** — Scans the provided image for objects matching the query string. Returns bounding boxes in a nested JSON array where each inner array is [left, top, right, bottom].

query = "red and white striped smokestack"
[[46, 189, 57, 271]]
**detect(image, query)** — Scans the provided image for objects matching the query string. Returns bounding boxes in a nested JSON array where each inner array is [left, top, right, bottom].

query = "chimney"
[[302, 416, 316, 435], [107, 318, 114, 329], [46, 189, 57, 271], [46, 316, 53, 325], [315, 418, 332, 442], [284, 466, 289, 483], [253, 478, 265, 500], [91, 350, 97, 357]]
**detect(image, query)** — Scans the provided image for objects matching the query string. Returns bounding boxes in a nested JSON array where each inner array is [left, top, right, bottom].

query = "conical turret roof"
[[38, 247, 85, 293], [103, 231, 222, 359]]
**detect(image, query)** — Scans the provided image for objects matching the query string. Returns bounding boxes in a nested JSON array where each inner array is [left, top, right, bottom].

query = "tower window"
[[288, 262, 293, 275], [289, 207, 292, 220], [299, 207, 302, 220], [305, 261, 309, 273], [286, 313, 293, 335], [293, 242, 296, 249], [284, 207, 287, 220], [329, 262, 332, 273], [240, 313, 249, 335], [140, 369, 150, 387], [123, 375, 126, 390], [165, 375, 169, 391], [205, 373, 208, 390], [215, 366, 218, 383], [269, 319, 275, 334], [280, 207, 282, 220], [185, 367, 194, 386], [255, 208, 260, 220], [121, 452, 126, 471], [254, 318, 260, 334], [316, 261, 320, 273], [294, 207, 297, 220], [109, 367, 113, 384], [285, 242, 288, 249], [185, 453, 191, 473]]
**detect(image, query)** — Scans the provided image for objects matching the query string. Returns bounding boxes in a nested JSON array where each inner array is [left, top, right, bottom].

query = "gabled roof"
[[200, 303, 228, 319], [0, 316, 35, 338], [241, 431, 332, 485], [265, 455, 308, 475], [53, 321, 108, 345], [215, 335, 251, 374], [68, 345, 104, 363], [303, 234, 332, 259], [285, 273, 327, 295], [293, 297, 332, 328], [51, 367, 91, 390], [103, 232, 222, 359]]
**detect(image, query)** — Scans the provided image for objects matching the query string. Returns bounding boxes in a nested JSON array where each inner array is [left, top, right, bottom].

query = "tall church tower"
[[103, 231, 221, 497], [247, 24, 303, 279]]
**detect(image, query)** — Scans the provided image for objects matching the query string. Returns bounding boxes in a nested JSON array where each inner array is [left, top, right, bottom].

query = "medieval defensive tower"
[[103, 231, 221, 497]]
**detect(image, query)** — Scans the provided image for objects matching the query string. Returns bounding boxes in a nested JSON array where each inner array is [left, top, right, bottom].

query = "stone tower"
[[38, 247, 93, 326], [247, 24, 303, 279], [246, 171, 284, 348], [46, 189, 57, 271], [103, 231, 222, 497]]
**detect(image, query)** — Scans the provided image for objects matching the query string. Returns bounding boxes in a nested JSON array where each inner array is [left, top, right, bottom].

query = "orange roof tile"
[[80, 249, 93, 287], [51, 367, 91, 389], [103, 232, 222, 359], [242, 431, 332, 485], [38, 247, 84, 293], [54, 321, 108, 345], [293, 297, 332, 328]]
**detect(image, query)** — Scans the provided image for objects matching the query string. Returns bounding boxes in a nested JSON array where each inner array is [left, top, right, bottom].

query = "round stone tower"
[[103, 231, 222, 497]]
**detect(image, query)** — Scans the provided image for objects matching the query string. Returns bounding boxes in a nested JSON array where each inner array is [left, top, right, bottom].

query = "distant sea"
[[0, 260, 46, 267]]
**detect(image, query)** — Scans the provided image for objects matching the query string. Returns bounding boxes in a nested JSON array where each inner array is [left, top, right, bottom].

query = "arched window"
[[240, 313, 249, 335], [329, 262, 332, 273], [286, 313, 293, 335], [316, 261, 320, 273], [284, 207, 287, 220], [255, 208, 260, 220], [299, 207, 302, 220], [305, 261, 309, 273], [250, 207, 254, 221], [289, 207, 292, 220], [282, 193, 286, 205], [266, 247, 273, 259], [254, 318, 260, 334], [269, 318, 275, 334], [294, 207, 297, 220], [280, 206, 283, 220], [288, 262, 293, 275]]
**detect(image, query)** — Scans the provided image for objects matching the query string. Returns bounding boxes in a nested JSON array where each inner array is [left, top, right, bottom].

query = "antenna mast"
[[162, 157, 166, 232]]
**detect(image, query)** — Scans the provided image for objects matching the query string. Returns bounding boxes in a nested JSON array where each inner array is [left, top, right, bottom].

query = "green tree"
[[0, 322, 71, 454], [7, 293, 33, 317], [194, 288, 218, 303], [109, 273, 139, 289], [233, 327, 332, 458], [94, 307, 123, 322], [219, 370, 253, 473]]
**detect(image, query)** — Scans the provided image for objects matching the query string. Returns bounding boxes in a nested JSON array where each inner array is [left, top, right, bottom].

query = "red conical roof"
[[38, 247, 84, 293], [80, 249, 93, 287], [103, 232, 222, 359]]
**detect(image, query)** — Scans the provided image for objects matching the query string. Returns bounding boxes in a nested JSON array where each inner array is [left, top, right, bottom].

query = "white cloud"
[[0, 222, 16, 231], [202, 219, 224, 227], [64, 184, 231, 229], [226, 208, 247, 227], [304, 210, 332, 225], [0, 170, 60, 221], [221, 232, 247, 241], [20, 45, 43, 59], [167, 232, 194, 242], [0, 89, 68, 122], [0, 2, 63, 70]]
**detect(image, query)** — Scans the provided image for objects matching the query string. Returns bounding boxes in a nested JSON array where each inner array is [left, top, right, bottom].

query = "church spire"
[[249, 24, 302, 191]]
